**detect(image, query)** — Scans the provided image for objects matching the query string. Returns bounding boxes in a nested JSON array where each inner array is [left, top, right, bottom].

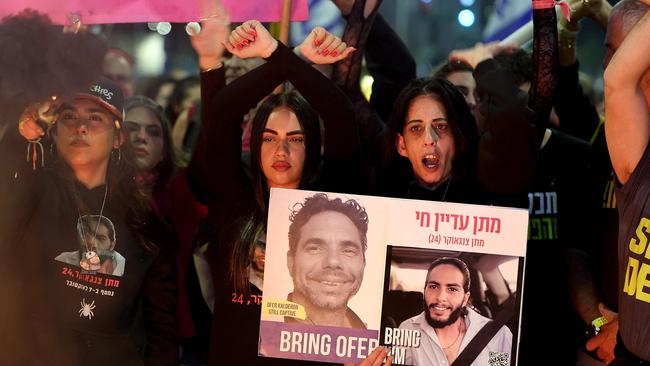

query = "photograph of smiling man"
[[259, 189, 387, 364], [284, 193, 368, 329], [381, 249, 521, 366]]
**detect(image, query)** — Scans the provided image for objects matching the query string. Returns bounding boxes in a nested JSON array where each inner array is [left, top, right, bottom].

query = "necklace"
[[74, 183, 109, 271], [441, 316, 465, 350]]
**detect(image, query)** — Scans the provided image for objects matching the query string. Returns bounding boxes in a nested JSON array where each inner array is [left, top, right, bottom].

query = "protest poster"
[[259, 188, 528, 365]]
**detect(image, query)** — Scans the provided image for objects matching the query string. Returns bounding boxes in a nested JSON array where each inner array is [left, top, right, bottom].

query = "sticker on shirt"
[[54, 215, 126, 277]]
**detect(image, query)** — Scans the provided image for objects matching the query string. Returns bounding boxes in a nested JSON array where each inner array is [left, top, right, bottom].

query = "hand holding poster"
[[259, 188, 528, 365]]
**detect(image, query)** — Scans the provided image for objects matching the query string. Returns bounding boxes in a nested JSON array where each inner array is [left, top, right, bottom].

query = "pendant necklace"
[[75, 183, 109, 271]]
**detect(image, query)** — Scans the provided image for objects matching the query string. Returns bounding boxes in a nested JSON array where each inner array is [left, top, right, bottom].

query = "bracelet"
[[532, 0, 555, 9], [533, 0, 571, 21], [198, 14, 230, 25], [201, 61, 224, 73]]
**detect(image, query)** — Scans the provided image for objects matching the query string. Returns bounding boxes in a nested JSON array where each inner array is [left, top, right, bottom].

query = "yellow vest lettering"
[[636, 262, 650, 303], [629, 218, 650, 257], [624, 257, 639, 296], [623, 256, 650, 303]]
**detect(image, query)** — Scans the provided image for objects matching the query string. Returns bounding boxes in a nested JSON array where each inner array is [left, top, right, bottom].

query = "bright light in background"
[[135, 33, 166, 76], [420, 0, 432, 3], [460, 0, 475, 6], [156, 22, 171, 35], [458, 9, 475, 27]]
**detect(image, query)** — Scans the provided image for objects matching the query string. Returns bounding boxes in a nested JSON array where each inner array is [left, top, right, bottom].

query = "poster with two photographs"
[[258, 188, 528, 366]]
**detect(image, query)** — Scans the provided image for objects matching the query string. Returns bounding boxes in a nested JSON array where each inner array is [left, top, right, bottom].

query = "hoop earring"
[[111, 148, 122, 163]]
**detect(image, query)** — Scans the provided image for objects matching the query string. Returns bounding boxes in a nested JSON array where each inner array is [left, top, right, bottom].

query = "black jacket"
[[0, 130, 178, 366]]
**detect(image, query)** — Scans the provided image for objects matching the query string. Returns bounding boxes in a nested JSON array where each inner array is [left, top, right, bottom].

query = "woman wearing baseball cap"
[[0, 78, 178, 365]]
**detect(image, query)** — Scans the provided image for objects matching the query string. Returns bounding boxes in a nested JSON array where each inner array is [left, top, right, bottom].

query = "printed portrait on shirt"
[[55, 215, 126, 277]]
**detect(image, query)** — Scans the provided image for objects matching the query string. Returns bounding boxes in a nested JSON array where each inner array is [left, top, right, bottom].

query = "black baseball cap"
[[73, 78, 124, 120]]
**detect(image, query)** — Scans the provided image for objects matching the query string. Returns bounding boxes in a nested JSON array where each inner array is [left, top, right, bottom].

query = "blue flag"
[[483, 0, 532, 42], [290, 0, 345, 47]]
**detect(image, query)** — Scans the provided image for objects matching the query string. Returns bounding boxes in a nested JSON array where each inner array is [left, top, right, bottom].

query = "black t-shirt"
[[615, 141, 650, 361], [0, 132, 177, 365], [519, 129, 596, 362]]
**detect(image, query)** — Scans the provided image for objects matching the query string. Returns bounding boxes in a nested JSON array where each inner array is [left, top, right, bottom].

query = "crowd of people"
[[0, 0, 649, 365]]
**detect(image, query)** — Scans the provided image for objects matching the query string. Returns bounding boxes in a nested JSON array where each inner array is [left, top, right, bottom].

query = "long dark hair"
[[231, 91, 322, 294], [385, 77, 479, 179], [124, 95, 183, 195], [249, 91, 321, 213], [49, 108, 152, 251]]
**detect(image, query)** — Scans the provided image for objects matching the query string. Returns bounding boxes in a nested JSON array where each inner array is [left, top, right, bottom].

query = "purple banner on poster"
[[259, 320, 380, 364]]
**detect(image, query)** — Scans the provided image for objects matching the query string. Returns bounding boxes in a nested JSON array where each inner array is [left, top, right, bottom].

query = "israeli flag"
[[483, 0, 532, 42], [290, 0, 345, 47]]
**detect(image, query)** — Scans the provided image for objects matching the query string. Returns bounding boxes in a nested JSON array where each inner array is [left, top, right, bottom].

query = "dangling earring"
[[48, 140, 60, 163], [111, 148, 122, 163]]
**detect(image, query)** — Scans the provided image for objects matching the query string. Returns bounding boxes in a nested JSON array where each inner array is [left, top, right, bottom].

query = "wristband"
[[533, 0, 571, 21], [201, 62, 224, 73], [592, 316, 608, 331]]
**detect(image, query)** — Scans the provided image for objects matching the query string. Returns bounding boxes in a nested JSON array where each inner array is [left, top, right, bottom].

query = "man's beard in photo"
[[423, 301, 465, 328], [96, 249, 115, 264]]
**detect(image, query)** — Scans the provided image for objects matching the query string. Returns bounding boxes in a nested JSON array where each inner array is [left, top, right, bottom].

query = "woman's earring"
[[111, 148, 122, 163]]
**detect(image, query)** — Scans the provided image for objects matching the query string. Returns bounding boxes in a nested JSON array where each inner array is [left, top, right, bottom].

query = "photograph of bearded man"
[[398, 257, 512, 365]]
